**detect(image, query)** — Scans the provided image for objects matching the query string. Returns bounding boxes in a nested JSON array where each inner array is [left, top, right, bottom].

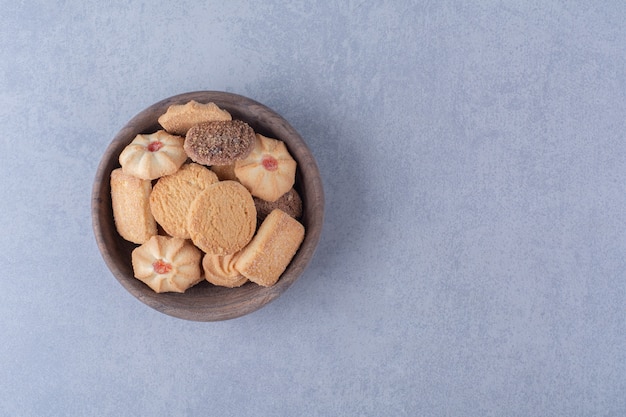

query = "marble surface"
[[1, 1, 625, 415]]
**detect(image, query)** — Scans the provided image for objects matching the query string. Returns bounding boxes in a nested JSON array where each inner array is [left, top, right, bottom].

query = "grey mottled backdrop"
[[1, 1, 625, 415]]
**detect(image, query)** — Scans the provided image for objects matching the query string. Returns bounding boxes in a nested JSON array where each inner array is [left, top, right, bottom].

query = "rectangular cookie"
[[235, 209, 305, 287], [110, 168, 157, 244]]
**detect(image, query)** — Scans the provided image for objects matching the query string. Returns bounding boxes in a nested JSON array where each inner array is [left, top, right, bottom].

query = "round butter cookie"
[[149, 163, 219, 239], [187, 180, 256, 255], [158, 100, 232, 136], [202, 253, 248, 288], [184, 120, 255, 166], [131, 235, 203, 293], [234, 134, 297, 202], [119, 130, 187, 180]]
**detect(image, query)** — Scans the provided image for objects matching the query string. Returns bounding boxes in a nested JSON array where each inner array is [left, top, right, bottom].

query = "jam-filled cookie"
[[119, 130, 186, 180], [234, 134, 297, 202], [131, 235, 203, 293]]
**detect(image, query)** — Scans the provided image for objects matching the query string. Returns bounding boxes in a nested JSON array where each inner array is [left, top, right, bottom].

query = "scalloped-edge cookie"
[[131, 235, 203, 293], [158, 100, 232, 136], [234, 134, 297, 202], [119, 130, 186, 180]]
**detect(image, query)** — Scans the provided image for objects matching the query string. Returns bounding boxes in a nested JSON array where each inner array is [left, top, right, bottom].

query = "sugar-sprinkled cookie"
[[235, 209, 304, 287], [184, 120, 256, 166]]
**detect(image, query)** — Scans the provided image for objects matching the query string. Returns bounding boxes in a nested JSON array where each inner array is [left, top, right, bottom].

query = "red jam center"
[[147, 141, 163, 152], [262, 155, 278, 171], [153, 259, 172, 274]]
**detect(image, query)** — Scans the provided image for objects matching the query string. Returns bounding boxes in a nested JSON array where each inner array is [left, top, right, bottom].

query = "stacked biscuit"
[[110, 100, 305, 293]]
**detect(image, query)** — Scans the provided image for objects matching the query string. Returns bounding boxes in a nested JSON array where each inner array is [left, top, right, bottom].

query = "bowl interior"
[[92, 91, 324, 321]]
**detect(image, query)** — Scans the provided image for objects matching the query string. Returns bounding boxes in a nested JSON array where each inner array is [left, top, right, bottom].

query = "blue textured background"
[[1, 1, 625, 415]]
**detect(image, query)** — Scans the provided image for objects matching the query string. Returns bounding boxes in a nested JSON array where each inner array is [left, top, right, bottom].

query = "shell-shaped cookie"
[[158, 101, 232, 136], [202, 253, 248, 288], [119, 130, 187, 180], [131, 235, 203, 293], [234, 134, 297, 202]]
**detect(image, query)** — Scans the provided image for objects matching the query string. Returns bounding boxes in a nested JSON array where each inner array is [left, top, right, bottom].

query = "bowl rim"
[[91, 91, 324, 321]]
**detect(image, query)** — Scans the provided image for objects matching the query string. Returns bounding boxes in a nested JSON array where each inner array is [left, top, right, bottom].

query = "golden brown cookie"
[[235, 209, 305, 287], [187, 180, 257, 255], [234, 134, 297, 202], [184, 120, 256, 166], [253, 188, 302, 222], [202, 253, 248, 288], [158, 100, 232, 136], [119, 130, 187, 180], [110, 168, 157, 244], [149, 163, 219, 239], [131, 235, 203, 293], [210, 164, 238, 181]]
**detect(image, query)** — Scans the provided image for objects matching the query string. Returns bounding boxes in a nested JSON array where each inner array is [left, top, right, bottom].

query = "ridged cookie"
[[119, 130, 187, 180], [235, 209, 305, 287], [131, 235, 203, 293], [234, 134, 297, 202], [184, 120, 256, 166], [110, 168, 157, 244], [202, 253, 248, 288], [149, 163, 219, 239], [187, 180, 257, 255], [158, 100, 232, 136]]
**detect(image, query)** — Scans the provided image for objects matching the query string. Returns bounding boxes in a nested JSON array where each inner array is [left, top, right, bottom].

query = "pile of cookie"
[[110, 100, 305, 293]]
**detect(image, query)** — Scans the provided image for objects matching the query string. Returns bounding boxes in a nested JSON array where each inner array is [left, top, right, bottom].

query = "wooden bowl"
[[92, 91, 324, 321]]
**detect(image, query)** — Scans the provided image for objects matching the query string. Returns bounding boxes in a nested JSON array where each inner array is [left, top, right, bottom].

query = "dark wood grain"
[[92, 91, 324, 321]]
